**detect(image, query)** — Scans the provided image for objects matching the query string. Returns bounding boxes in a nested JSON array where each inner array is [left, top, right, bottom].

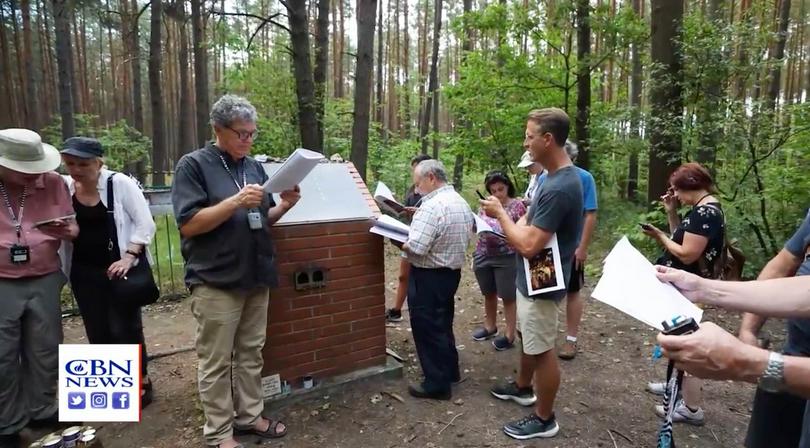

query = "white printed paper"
[[473, 214, 506, 239], [369, 215, 410, 243], [523, 234, 566, 295], [262, 148, 324, 193], [591, 236, 703, 331]]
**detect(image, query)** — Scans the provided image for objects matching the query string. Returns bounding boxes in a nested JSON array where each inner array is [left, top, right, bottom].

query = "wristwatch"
[[758, 351, 785, 393]]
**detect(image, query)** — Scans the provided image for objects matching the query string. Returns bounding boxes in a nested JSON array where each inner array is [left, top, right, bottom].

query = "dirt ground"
[[31, 247, 787, 448]]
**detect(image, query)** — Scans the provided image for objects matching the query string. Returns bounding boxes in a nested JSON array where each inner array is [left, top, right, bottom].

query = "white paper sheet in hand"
[[591, 236, 703, 331], [473, 214, 506, 239], [369, 215, 410, 243], [262, 148, 325, 193]]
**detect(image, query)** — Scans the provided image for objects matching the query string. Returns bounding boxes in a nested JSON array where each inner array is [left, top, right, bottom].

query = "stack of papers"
[[591, 236, 703, 331], [369, 215, 410, 243], [262, 148, 324, 193]]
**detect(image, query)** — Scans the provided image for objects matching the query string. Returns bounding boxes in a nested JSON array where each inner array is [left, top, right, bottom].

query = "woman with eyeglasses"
[[171, 95, 301, 448], [472, 170, 526, 351], [640, 162, 726, 427]]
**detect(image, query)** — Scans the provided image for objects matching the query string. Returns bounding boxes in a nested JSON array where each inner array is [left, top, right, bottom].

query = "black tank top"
[[72, 196, 111, 267]]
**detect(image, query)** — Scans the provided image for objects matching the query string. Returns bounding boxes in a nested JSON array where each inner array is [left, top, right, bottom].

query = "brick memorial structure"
[[261, 161, 391, 392]]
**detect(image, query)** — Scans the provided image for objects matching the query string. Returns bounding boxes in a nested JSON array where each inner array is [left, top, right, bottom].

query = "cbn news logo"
[[59, 344, 141, 422]]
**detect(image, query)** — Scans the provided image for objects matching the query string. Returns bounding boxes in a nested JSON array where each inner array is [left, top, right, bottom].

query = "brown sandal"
[[234, 419, 287, 439]]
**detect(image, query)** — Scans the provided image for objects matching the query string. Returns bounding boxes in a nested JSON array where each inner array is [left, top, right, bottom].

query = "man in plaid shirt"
[[399, 159, 474, 400]]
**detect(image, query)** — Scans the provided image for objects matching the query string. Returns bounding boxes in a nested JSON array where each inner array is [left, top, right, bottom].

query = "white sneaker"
[[646, 381, 667, 396], [654, 399, 705, 426]]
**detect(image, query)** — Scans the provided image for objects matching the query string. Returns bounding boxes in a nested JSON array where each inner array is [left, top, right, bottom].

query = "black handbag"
[[106, 173, 159, 307]]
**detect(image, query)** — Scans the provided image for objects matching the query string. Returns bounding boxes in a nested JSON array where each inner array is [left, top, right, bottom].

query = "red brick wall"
[[262, 220, 387, 384]]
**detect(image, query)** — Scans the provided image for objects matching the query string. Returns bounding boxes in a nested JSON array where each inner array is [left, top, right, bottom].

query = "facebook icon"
[[112, 392, 130, 409]]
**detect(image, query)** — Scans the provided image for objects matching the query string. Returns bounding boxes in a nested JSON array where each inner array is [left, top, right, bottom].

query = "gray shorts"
[[473, 254, 517, 301]]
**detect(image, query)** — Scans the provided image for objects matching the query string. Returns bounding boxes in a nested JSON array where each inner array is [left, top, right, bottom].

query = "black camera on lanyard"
[[656, 316, 700, 448]]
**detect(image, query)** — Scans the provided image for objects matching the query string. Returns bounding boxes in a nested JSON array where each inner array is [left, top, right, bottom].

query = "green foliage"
[[40, 115, 151, 172]]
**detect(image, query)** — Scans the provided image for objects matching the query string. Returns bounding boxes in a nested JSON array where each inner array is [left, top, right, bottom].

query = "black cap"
[[60, 137, 104, 159]]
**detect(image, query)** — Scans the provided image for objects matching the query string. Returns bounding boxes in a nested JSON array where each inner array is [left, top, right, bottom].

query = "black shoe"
[[141, 379, 154, 409], [503, 413, 560, 439], [408, 384, 451, 400], [0, 433, 20, 448], [385, 308, 403, 322], [492, 335, 515, 351], [472, 326, 498, 341], [28, 412, 79, 430], [490, 381, 536, 406]]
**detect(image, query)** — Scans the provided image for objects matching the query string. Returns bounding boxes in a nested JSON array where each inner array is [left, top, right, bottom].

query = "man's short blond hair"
[[526, 108, 570, 147]]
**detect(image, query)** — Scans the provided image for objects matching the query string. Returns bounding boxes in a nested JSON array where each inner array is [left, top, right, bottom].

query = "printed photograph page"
[[522, 234, 566, 295]]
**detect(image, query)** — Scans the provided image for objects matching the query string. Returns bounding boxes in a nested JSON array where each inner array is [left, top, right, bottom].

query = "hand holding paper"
[[262, 148, 324, 193], [591, 237, 703, 331]]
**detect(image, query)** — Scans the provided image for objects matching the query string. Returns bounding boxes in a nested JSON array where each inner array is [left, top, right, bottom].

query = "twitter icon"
[[67, 392, 86, 409]]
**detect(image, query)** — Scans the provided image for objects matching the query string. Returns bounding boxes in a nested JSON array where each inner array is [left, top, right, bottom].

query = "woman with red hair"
[[641, 162, 726, 426]]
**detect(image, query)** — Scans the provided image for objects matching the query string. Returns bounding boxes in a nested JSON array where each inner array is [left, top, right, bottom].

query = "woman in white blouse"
[[60, 137, 157, 408]]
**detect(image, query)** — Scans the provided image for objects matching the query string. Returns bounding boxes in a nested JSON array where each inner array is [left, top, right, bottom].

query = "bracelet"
[[125, 249, 140, 257]]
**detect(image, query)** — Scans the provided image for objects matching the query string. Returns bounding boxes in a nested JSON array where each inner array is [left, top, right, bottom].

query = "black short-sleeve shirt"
[[657, 203, 725, 278], [171, 143, 278, 290]]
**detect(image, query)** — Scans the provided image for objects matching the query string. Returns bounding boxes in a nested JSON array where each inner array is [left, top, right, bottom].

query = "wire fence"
[[61, 188, 187, 316]]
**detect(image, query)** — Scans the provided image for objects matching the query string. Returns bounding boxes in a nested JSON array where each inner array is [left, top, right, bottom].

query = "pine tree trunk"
[[80, 10, 91, 114], [647, 0, 684, 203], [178, 8, 194, 157], [70, 9, 83, 113], [149, 0, 167, 185], [38, 0, 57, 121], [350, 0, 378, 181], [402, 0, 411, 137], [453, 0, 474, 192], [10, 0, 30, 124], [314, 0, 330, 151], [338, 0, 345, 97], [627, 0, 642, 201], [287, 0, 321, 151], [106, 0, 119, 122], [331, 0, 340, 97], [21, 0, 40, 130], [375, 0, 384, 132], [191, 0, 210, 146], [131, 0, 144, 133], [696, 0, 725, 169], [52, 0, 75, 138], [575, 0, 591, 170], [0, 6, 17, 127], [419, 0, 441, 155], [766, 0, 791, 112]]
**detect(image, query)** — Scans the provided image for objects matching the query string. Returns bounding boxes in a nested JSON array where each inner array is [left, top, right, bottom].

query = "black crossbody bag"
[[106, 173, 159, 307]]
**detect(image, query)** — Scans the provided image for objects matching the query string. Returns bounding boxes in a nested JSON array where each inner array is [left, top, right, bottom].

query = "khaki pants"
[[190, 284, 270, 445], [0, 271, 65, 435]]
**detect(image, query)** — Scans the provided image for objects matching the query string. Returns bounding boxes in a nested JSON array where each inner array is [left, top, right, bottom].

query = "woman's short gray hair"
[[210, 95, 257, 128], [415, 159, 448, 183], [564, 139, 579, 162]]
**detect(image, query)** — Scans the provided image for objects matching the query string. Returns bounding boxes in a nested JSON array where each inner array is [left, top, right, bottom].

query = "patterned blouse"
[[474, 199, 527, 259], [656, 203, 725, 278]]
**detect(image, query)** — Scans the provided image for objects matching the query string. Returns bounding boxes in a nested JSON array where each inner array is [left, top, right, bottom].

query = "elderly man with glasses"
[[171, 95, 301, 448]]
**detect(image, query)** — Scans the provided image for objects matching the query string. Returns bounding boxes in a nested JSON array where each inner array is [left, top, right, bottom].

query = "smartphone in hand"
[[33, 214, 76, 228], [476, 190, 486, 200], [639, 223, 653, 231]]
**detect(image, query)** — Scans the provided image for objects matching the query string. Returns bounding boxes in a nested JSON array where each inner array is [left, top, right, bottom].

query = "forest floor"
[[22, 245, 787, 448]]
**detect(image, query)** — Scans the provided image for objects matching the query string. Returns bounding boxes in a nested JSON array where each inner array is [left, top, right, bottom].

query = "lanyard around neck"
[[0, 181, 27, 240], [218, 153, 247, 191]]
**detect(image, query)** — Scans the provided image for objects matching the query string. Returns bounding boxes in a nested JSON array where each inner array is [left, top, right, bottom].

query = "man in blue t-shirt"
[[739, 209, 810, 448], [536, 140, 598, 360], [481, 108, 583, 440]]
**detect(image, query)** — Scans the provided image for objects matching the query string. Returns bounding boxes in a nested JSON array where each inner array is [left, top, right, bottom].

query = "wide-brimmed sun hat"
[[0, 128, 61, 174]]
